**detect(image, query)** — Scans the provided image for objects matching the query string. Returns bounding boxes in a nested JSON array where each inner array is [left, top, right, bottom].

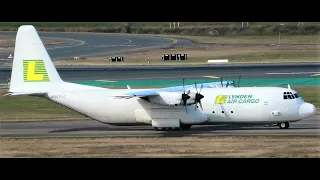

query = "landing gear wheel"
[[278, 122, 290, 129], [154, 127, 166, 131], [180, 124, 192, 130]]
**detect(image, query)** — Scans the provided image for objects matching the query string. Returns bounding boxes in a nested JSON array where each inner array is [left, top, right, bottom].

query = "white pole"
[[178, 22, 179, 27], [174, 22, 175, 28], [278, 31, 281, 46], [169, 23, 171, 29], [242, 22, 244, 27], [247, 22, 249, 26]]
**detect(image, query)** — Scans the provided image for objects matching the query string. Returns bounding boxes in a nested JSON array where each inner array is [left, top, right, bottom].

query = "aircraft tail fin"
[[8, 25, 64, 94]]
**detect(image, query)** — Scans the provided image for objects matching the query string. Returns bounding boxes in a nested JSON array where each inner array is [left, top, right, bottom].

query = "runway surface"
[[0, 115, 319, 137], [1, 63, 319, 84], [0, 31, 191, 59], [1, 30, 318, 60]]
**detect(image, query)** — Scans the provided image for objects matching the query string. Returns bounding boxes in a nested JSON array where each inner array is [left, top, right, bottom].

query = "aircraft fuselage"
[[47, 85, 316, 127]]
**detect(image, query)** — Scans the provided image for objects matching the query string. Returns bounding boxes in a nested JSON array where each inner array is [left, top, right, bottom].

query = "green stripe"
[[22, 60, 50, 82]]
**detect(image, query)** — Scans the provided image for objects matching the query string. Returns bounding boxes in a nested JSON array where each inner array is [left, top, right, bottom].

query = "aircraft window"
[[231, 111, 233, 113], [222, 111, 224, 113], [283, 92, 297, 100], [212, 111, 215, 113]]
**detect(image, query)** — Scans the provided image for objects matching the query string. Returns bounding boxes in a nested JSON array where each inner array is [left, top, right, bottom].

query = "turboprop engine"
[[148, 79, 205, 113], [148, 91, 197, 106]]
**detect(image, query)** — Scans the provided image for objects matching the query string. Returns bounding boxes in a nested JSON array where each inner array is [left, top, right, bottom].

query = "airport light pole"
[[278, 24, 284, 46]]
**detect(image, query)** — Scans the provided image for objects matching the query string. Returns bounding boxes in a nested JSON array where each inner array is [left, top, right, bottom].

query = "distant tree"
[[122, 22, 133, 33]]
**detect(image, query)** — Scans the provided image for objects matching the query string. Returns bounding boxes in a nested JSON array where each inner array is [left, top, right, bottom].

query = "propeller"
[[181, 78, 190, 113], [220, 77, 223, 87], [194, 81, 204, 110], [238, 74, 242, 87]]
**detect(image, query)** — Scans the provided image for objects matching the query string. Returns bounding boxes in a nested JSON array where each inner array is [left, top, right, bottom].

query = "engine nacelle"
[[148, 92, 196, 106], [180, 106, 208, 124]]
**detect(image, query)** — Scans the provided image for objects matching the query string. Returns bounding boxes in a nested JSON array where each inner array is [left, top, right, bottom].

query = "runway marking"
[[42, 36, 86, 50], [56, 36, 178, 59], [310, 74, 320, 77], [95, 80, 118, 82], [203, 76, 220, 79], [265, 72, 320, 75]]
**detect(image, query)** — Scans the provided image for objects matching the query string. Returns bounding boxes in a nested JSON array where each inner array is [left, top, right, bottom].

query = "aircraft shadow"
[[48, 125, 318, 138]]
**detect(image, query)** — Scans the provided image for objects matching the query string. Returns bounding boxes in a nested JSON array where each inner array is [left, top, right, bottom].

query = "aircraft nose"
[[299, 102, 316, 119]]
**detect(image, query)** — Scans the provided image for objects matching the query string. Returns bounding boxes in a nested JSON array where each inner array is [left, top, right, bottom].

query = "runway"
[[1, 63, 319, 84], [0, 115, 319, 137], [0, 31, 190, 59]]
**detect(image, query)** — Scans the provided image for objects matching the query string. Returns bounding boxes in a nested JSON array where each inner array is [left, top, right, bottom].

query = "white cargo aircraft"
[[5, 25, 317, 131]]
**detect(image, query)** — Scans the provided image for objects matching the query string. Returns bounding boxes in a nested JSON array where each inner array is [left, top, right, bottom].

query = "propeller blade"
[[195, 81, 198, 93], [199, 84, 203, 93], [199, 101, 203, 110], [220, 77, 223, 87], [183, 78, 185, 93], [238, 75, 241, 87], [226, 81, 229, 87], [233, 80, 235, 87]]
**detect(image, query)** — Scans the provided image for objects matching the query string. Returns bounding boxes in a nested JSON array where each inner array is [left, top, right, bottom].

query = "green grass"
[[0, 95, 85, 121], [0, 22, 318, 36], [0, 86, 319, 121], [1, 22, 318, 28], [147, 34, 320, 43], [212, 50, 319, 63], [53, 44, 320, 66]]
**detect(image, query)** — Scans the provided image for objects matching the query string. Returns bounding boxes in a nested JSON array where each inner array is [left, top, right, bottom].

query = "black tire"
[[278, 122, 290, 129], [284, 122, 290, 129], [180, 124, 192, 130]]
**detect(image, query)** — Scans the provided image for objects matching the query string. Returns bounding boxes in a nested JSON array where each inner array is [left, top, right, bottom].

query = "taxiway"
[[0, 115, 319, 137]]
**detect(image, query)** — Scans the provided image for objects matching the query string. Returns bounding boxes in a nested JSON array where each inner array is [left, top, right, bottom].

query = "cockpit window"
[[283, 92, 299, 100]]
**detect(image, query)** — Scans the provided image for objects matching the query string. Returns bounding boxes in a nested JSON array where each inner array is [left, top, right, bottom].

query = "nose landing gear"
[[278, 122, 290, 129]]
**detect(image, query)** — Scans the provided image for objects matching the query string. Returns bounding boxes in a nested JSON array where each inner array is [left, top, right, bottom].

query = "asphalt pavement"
[[0, 115, 319, 137], [0, 31, 192, 59]]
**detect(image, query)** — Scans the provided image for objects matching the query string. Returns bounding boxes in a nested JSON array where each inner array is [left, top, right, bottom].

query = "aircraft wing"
[[113, 81, 234, 98]]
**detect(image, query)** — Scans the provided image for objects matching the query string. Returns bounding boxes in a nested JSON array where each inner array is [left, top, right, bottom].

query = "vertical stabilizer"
[[9, 25, 63, 93]]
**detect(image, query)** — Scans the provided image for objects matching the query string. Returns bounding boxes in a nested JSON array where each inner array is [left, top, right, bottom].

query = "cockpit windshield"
[[283, 92, 301, 100]]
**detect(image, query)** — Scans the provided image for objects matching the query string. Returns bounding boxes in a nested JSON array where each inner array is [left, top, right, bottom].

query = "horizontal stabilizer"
[[5, 91, 47, 96]]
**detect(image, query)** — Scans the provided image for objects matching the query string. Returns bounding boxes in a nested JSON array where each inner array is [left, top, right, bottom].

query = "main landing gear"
[[154, 124, 192, 131], [277, 122, 290, 129]]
